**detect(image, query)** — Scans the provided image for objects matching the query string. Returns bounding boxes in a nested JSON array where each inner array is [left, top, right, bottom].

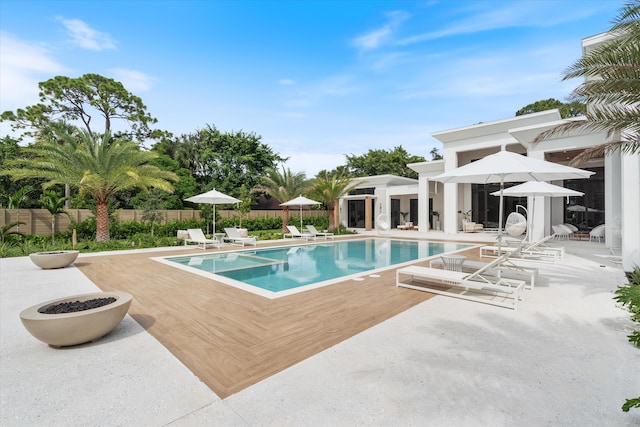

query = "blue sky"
[[0, 0, 622, 177]]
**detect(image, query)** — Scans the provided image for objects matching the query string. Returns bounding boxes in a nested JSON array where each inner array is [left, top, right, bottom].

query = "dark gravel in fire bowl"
[[38, 297, 117, 314]]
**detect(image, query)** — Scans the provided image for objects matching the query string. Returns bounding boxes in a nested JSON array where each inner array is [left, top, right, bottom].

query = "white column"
[[605, 154, 622, 249], [621, 154, 640, 271], [443, 182, 458, 234], [417, 175, 429, 232]]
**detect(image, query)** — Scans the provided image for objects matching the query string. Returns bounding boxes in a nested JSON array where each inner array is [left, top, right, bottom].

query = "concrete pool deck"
[[1, 232, 639, 426]]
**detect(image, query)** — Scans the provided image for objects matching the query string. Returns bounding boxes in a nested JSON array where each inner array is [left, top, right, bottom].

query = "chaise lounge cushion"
[[463, 222, 484, 233]]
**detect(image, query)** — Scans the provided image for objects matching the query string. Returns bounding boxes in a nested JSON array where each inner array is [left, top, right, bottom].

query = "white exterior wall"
[[417, 176, 429, 232], [606, 154, 623, 250], [621, 154, 640, 270]]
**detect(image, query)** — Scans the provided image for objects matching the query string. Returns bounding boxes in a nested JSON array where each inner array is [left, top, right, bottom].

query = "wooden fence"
[[0, 208, 328, 237]]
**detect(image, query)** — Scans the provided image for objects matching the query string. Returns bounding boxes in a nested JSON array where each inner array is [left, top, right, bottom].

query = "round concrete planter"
[[29, 250, 79, 269], [19, 291, 132, 347]]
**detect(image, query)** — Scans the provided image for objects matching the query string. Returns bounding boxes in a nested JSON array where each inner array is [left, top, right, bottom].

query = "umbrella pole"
[[497, 182, 504, 256], [529, 197, 536, 244], [213, 204, 216, 235]]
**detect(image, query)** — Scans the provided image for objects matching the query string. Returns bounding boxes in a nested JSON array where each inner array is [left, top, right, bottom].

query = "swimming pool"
[[154, 238, 471, 298]]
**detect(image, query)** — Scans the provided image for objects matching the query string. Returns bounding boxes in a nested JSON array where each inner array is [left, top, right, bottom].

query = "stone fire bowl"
[[29, 250, 80, 269], [19, 291, 133, 347]]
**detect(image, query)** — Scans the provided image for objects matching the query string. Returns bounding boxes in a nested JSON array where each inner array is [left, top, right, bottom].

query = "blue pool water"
[[161, 238, 470, 297]]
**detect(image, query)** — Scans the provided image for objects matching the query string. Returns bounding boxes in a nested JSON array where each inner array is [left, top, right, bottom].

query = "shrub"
[[614, 266, 640, 412]]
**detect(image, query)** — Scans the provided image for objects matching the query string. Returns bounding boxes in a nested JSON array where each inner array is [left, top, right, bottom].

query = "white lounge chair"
[[396, 254, 525, 310], [284, 225, 315, 241], [552, 224, 573, 240], [523, 234, 565, 259], [185, 229, 221, 250], [224, 227, 257, 246], [481, 234, 563, 263], [306, 225, 334, 239], [589, 224, 605, 242], [430, 257, 538, 290]]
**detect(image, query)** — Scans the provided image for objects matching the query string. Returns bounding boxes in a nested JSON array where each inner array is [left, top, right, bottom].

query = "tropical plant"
[[39, 190, 70, 245], [458, 209, 472, 221], [140, 189, 167, 237], [534, 1, 640, 165], [0, 220, 25, 243], [236, 184, 253, 228], [310, 171, 358, 231], [614, 266, 640, 412], [1, 130, 179, 242], [7, 186, 33, 232], [258, 167, 309, 233]]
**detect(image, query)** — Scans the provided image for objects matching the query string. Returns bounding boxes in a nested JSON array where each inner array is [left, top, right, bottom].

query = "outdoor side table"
[[440, 254, 467, 272]]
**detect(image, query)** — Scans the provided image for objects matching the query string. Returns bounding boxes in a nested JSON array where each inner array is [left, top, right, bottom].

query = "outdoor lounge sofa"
[[397, 222, 414, 230], [463, 222, 484, 233], [396, 254, 525, 310], [224, 227, 257, 246], [185, 229, 221, 250]]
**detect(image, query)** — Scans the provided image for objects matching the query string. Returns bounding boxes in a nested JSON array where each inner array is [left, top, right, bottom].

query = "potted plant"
[[432, 211, 441, 230], [458, 209, 472, 223], [400, 211, 409, 224]]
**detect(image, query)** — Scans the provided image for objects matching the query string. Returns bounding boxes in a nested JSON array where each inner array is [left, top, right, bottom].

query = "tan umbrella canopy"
[[280, 195, 321, 230], [185, 189, 240, 234]]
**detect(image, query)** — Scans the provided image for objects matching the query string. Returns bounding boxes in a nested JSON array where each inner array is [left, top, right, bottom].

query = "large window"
[[565, 167, 604, 230], [472, 183, 526, 229], [470, 166, 604, 231], [347, 199, 375, 228]]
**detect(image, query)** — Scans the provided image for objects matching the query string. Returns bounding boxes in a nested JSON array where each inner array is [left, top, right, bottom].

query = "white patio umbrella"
[[431, 148, 594, 253], [185, 189, 240, 234], [280, 195, 321, 230], [491, 181, 584, 243]]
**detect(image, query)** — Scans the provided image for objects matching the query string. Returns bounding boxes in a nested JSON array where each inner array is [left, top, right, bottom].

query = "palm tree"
[[7, 186, 32, 233], [0, 221, 25, 243], [1, 130, 178, 242], [534, 1, 640, 165], [258, 167, 309, 234], [309, 171, 359, 231], [39, 190, 69, 245]]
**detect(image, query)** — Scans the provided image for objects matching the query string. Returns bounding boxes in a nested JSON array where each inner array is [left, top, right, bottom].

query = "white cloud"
[[352, 10, 409, 51], [276, 111, 305, 119], [0, 32, 67, 113], [278, 78, 296, 85], [109, 68, 157, 92], [279, 74, 358, 114], [397, 2, 607, 46], [57, 17, 117, 50]]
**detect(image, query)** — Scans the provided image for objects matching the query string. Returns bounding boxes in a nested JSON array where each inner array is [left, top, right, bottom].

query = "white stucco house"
[[338, 32, 640, 271]]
